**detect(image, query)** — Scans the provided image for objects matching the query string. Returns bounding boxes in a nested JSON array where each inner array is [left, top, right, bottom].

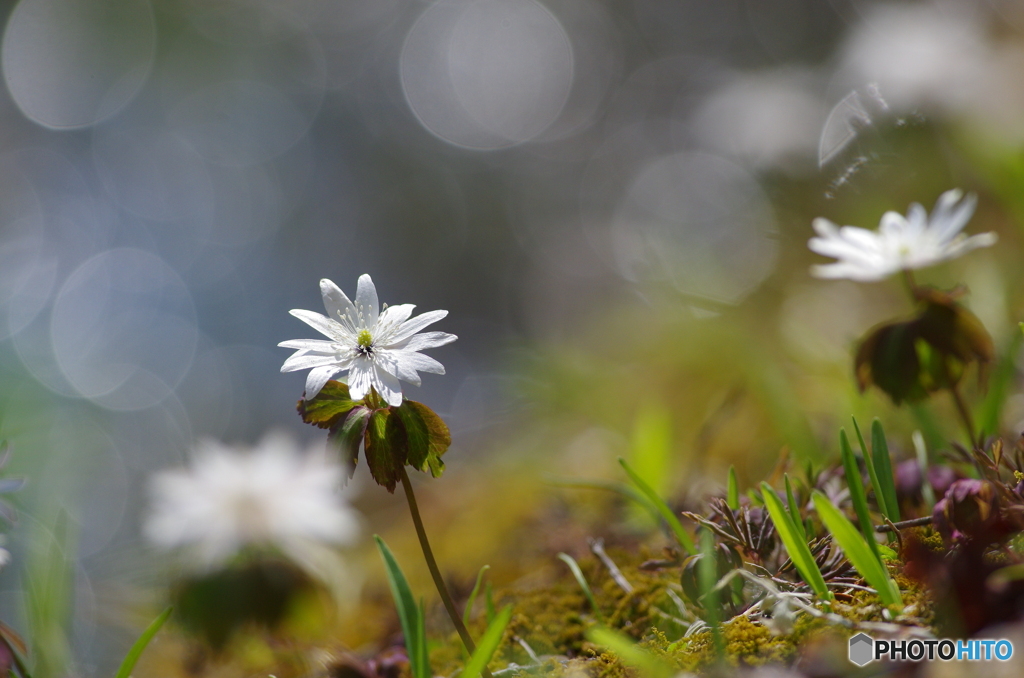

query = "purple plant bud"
[[927, 465, 959, 498], [933, 479, 1000, 543], [895, 460, 922, 500]]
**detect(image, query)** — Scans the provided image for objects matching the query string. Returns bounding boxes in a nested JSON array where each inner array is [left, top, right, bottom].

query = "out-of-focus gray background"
[[2, 0, 1024, 673]]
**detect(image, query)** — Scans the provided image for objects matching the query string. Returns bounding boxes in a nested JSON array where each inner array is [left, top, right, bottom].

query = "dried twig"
[[588, 538, 634, 593]]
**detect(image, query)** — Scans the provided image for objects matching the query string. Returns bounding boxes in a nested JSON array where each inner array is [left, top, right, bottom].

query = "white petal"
[[320, 279, 358, 332], [808, 236, 882, 264], [373, 304, 416, 342], [932, 192, 976, 242], [838, 225, 884, 252], [387, 309, 448, 345], [903, 204, 928, 236], [395, 331, 458, 352], [811, 217, 839, 238], [289, 309, 347, 341], [355, 274, 379, 328], [305, 366, 340, 398], [347, 359, 374, 401], [281, 352, 343, 373], [941, 231, 997, 259], [811, 261, 891, 282], [372, 364, 403, 406], [278, 338, 337, 351], [392, 350, 446, 375], [377, 351, 420, 386], [933, 188, 964, 218]]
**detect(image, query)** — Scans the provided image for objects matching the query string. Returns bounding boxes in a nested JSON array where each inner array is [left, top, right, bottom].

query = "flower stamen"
[[356, 329, 374, 356]]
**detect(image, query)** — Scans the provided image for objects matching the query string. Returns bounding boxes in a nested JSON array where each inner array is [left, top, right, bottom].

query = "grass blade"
[[870, 419, 900, 523], [912, 431, 936, 509], [979, 328, 1022, 438], [485, 582, 496, 625], [375, 535, 430, 678], [726, 466, 739, 511], [812, 491, 902, 608], [459, 605, 512, 678], [586, 627, 673, 678], [463, 565, 491, 628], [619, 458, 695, 553], [697, 530, 724, 657], [543, 476, 663, 526], [760, 482, 830, 599], [783, 474, 805, 541], [839, 429, 880, 563], [630, 405, 673, 498], [851, 418, 889, 522], [114, 607, 173, 678], [557, 553, 604, 623]]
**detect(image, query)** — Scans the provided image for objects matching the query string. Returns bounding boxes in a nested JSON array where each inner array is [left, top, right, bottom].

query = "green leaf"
[[114, 607, 173, 678], [839, 429, 880, 563], [784, 475, 805, 541], [463, 565, 491, 628], [812, 491, 902, 608], [557, 553, 603, 623], [395, 400, 451, 477], [727, 466, 739, 511], [459, 605, 512, 678], [619, 458, 695, 554], [760, 482, 830, 600], [364, 409, 405, 492], [586, 627, 673, 678], [374, 536, 430, 678], [297, 380, 358, 429], [870, 419, 900, 523], [327, 406, 371, 476]]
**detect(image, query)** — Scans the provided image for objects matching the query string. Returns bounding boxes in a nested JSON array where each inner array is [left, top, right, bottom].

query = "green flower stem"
[[398, 464, 492, 678], [901, 269, 921, 302], [950, 382, 978, 449]]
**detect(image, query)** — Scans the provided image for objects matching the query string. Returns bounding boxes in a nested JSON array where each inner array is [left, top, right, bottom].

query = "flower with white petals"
[[279, 274, 457, 406], [145, 432, 361, 570], [808, 189, 997, 282]]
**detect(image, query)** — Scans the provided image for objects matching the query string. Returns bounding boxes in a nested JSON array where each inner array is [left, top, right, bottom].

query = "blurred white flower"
[[279, 274, 457, 406], [840, 4, 990, 115], [145, 432, 361, 570], [809, 189, 996, 282], [0, 537, 9, 572], [692, 70, 824, 172]]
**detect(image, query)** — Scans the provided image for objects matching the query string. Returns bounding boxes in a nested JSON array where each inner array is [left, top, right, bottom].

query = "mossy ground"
[[135, 505, 944, 677]]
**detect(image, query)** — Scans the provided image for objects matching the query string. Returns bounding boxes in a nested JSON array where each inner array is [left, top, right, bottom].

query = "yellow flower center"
[[357, 329, 374, 348]]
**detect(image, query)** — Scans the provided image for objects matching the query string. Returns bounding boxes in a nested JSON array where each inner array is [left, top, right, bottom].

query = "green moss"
[[668, 616, 809, 671], [428, 540, 940, 678], [907, 526, 945, 553]]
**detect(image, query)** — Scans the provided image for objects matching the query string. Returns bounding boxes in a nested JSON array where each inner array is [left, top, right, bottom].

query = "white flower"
[[145, 432, 361, 570], [808, 189, 997, 282], [279, 274, 457, 406], [840, 4, 990, 115]]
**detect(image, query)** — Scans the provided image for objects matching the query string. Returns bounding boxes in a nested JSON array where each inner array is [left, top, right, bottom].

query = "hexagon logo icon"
[[849, 632, 874, 666]]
